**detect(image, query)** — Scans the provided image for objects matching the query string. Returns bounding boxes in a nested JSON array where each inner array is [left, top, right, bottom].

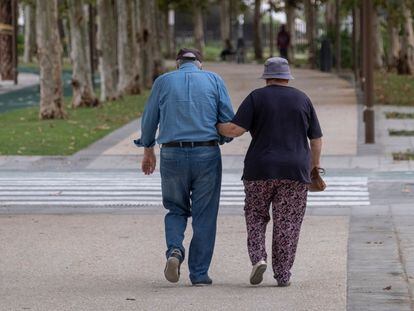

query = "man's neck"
[[267, 81, 289, 87]]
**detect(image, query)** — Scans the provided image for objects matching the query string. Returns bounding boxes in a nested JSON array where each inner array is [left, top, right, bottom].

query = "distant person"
[[134, 48, 234, 286], [217, 57, 323, 287], [220, 39, 236, 61], [236, 37, 245, 64], [277, 24, 290, 60]]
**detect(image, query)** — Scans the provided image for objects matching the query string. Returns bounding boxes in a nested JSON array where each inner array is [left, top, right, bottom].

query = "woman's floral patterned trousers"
[[243, 179, 308, 284]]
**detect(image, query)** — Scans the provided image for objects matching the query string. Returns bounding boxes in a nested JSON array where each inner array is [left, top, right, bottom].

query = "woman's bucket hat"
[[260, 57, 294, 80]]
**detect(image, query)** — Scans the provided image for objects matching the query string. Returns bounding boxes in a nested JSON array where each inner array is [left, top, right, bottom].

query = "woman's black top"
[[232, 85, 323, 184]]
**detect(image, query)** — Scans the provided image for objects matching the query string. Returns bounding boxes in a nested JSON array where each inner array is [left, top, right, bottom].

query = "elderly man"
[[134, 48, 234, 286], [217, 57, 323, 286]]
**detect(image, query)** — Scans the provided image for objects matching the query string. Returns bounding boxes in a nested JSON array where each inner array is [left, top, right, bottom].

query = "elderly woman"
[[217, 57, 323, 287]]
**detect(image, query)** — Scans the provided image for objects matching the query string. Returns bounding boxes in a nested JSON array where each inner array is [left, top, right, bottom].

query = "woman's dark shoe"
[[164, 249, 182, 283], [192, 276, 213, 287], [277, 280, 291, 287], [249, 260, 267, 285]]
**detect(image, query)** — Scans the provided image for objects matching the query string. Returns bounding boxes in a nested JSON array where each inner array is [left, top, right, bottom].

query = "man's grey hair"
[[177, 59, 202, 69]]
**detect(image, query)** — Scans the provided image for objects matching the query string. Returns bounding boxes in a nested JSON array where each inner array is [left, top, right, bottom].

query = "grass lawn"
[[384, 112, 414, 119], [204, 44, 222, 61], [20, 59, 73, 72], [393, 151, 414, 161], [389, 129, 414, 136], [375, 72, 414, 106], [0, 93, 148, 156]]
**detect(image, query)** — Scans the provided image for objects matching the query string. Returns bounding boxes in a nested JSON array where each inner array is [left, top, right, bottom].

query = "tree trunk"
[[305, 0, 316, 68], [132, 0, 141, 85], [88, 5, 98, 78], [116, 0, 140, 95], [97, 0, 118, 101], [387, 20, 400, 71], [398, 4, 414, 74], [334, 0, 341, 72], [352, 5, 360, 80], [253, 0, 262, 61], [325, 1, 335, 34], [151, 0, 163, 79], [373, 8, 384, 69], [193, 2, 205, 55], [139, 0, 154, 88], [36, 0, 65, 119], [61, 17, 71, 59], [165, 8, 175, 59], [68, 0, 99, 108], [220, 0, 231, 46], [23, 3, 36, 63], [285, 2, 296, 62], [269, 9, 274, 57], [0, 0, 13, 80]]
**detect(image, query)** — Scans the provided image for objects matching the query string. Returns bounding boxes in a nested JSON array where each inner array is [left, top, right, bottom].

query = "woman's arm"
[[217, 122, 247, 138], [310, 138, 322, 169]]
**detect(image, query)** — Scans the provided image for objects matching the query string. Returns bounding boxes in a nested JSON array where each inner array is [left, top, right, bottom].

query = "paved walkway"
[[0, 69, 77, 113], [0, 73, 40, 113], [0, 73, 38, 95], [0, 214, 348, 311]]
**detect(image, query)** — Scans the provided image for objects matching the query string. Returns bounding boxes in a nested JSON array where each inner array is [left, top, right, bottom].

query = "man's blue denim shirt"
[[134, 62, 235, 148]]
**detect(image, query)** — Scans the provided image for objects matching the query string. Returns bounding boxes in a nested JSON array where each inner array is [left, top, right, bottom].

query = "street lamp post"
[[335, 0, 341, 72], [363, 0, 375, 143]]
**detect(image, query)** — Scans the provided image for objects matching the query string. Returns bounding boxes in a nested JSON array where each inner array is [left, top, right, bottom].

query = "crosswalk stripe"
[[0, 182, 368, 186], [0, 191, 368, 199], [0, 201, 370, 207], [0, 177, 367, 181], [0, 196, 369, 201], [0, 173, 370, 207], [0, 187, 367, 192], [0, 190, 369, 196]]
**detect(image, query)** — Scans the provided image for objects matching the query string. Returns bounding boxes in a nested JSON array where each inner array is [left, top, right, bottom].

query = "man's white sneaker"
[[249, 260, 267, 285]]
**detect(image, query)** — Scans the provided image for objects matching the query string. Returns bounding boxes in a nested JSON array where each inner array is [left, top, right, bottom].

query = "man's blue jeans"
[[160, 146, 222, 283]]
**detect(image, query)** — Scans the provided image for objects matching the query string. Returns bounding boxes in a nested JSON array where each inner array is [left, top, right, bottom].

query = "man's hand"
[[142, 148, 156, 175]]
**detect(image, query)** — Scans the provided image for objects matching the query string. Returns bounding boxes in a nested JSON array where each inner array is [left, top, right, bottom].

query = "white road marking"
[[0, 173, 370, 207]]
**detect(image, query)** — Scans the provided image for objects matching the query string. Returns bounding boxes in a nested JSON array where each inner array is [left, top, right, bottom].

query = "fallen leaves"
[[401, 184, 413, 193], [94, 124, 110, 131]]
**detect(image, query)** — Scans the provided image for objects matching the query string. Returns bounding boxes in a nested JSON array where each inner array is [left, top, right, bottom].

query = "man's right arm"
[[134, 79, 161, 148], [134, 79, 161, 175]]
